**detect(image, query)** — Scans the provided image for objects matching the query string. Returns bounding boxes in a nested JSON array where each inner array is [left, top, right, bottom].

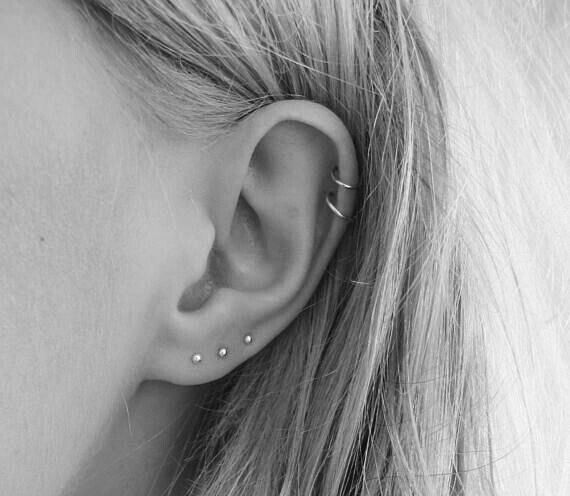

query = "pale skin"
[[0, 1, 358, 495]]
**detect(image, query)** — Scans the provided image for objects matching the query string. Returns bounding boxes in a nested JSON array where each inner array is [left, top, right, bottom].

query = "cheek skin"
[[0, 2, 154, 495]]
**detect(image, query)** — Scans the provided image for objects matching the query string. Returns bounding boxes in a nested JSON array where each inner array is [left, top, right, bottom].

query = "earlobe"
[[144, 101, 358, 386]]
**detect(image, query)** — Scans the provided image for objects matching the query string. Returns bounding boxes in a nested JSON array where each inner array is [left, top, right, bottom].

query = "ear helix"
[[325, 167, 359, 221], [188, 166, 356, 367]]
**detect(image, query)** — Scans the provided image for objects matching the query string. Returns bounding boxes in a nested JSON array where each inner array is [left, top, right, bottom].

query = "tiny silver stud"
[[191, 353, 202, 364], [243, 334, 253, 345], [217, 347, 228, 359]]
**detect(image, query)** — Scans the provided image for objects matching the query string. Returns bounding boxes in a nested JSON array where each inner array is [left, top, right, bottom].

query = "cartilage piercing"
[[326, 167, 358, 221], [325, 192, 353, 220], [331, 167, 359, 189]]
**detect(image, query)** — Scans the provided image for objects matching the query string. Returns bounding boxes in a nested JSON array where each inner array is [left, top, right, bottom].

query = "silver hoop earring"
[[331, 167, 359, 190], [325, 193, 353, 220], [326, 168, 358, 221]]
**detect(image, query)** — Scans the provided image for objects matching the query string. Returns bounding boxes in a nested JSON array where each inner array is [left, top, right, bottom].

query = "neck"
[[66, 380, 208, 496]]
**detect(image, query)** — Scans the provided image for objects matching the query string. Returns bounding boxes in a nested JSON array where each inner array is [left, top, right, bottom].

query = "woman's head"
[[2, 1, 567, 495]]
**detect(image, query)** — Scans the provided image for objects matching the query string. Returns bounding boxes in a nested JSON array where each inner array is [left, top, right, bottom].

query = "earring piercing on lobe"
[[191, 334, 253, 365]]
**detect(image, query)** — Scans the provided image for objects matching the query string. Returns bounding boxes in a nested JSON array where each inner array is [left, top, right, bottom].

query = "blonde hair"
[[75, 0, 569, 494]]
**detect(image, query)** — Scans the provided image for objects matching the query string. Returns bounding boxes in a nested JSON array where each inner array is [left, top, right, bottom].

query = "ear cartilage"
[[217, 347, 228, 359], [243, 334, 253, 345], [191, 353, 202, 364], [326, 168, 359, 221], [325, 192, 353, 221], [331, 167, 359, 190]]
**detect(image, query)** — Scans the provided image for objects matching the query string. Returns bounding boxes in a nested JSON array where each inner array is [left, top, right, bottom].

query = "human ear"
[[144, 101, 358, 385]]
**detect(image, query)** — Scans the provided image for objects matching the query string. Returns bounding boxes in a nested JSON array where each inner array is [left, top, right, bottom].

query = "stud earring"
[[191, 353, 202, 365], [243, 334, 253, 345], [217, 347, 228, 359]]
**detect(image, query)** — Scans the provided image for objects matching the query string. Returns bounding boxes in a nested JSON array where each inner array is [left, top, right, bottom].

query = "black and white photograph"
[[1, 1, 568, 494]]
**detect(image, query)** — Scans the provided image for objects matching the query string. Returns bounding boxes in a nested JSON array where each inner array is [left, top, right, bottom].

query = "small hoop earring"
[[325, 193, 353, 221], [331, 167, 359, 190]]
